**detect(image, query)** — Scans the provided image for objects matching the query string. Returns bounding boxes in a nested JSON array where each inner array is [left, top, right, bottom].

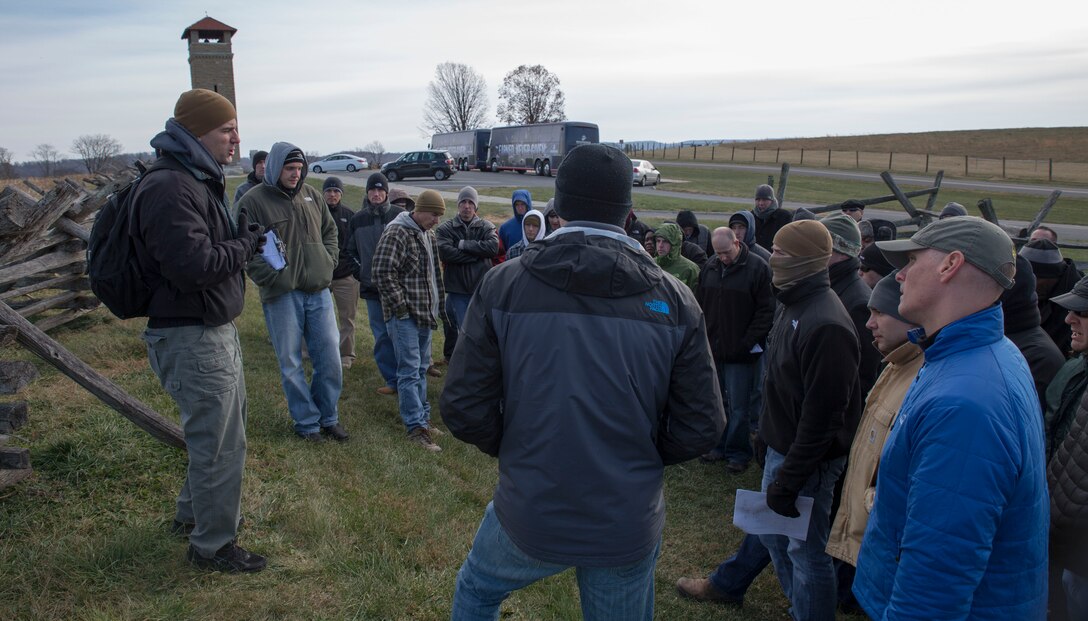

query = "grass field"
[[0, 176, 873, 620]]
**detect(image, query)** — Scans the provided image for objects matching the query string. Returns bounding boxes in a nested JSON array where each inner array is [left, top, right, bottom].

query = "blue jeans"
[[709, 533, 771, 601], [365, 297, 397, 389], [715, 361, 761, 464], [759, 447, 845, 621], [262, 289, 342, 435], [452, 502, 660, 621], [386, 315, 432, 432], [1067, 571, 1088, 621], [446, 292, 472, 331]]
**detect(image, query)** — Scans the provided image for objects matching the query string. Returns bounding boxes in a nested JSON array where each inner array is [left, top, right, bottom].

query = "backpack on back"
[[86, 162, 157, 319]]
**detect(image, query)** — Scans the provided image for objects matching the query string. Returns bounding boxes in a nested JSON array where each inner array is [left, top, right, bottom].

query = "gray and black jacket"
[[441, 222, 725, 567], [435, 214, 499, 295], [345, 199, 404, 300]]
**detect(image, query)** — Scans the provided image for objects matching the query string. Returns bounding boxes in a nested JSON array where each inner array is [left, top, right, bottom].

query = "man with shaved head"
[[853, 217, 1048, 619], [694, 227, 774, 472]]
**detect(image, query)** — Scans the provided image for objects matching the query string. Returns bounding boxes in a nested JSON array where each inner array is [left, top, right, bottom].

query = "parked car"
[[380, 150, 456, 181], [310, 153, 368, 173], [632, 160, 661, 186]]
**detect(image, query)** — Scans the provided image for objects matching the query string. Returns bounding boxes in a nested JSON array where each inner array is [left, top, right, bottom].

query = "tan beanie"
[[414, 189, 446, 215], [174, 89, 236, 137], [770, 220, 833, 290]]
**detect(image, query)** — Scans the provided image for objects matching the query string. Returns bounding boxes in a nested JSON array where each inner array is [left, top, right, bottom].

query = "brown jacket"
[[826, 340, 923, 565]]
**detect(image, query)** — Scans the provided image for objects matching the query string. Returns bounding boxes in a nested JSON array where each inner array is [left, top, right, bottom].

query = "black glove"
[[237, 210, 267, 256], [766, 480, 800, 518]]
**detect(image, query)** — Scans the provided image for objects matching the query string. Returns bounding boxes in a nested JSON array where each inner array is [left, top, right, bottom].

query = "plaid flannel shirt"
[[372, 217, 446, 329]]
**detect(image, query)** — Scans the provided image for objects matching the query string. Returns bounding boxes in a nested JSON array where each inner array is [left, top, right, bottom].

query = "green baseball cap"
[[876, 216, 1016, 289], [1052, 275, 1088, 312]]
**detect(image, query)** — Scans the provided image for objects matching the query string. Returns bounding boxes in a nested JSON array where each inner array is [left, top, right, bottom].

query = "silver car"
[[632, 159, 661, 186], [310, 153, 369, 173]]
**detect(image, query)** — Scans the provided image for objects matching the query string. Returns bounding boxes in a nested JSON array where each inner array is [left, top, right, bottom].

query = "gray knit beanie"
[[820, 213, 863, 257], [869, 271, 910, 324], [457, 186, 479, 208]]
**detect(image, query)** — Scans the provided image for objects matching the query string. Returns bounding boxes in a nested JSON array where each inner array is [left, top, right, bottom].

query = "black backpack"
[[86, 162, 158, 319]]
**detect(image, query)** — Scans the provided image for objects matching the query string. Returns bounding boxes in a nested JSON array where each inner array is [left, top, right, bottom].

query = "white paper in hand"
[[262, 229, 287, 271], [732, 489, 814, 541]]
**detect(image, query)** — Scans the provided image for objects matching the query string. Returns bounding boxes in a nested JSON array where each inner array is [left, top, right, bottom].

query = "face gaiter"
[[769, 220, 832, 291]]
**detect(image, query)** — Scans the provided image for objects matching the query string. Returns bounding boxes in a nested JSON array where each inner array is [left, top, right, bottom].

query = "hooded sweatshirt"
[[238, 141, 339, 302], [497, 189, 532, 260], [131, 118, 251, 327], [676, 210, 712, 256], [729, 210, 771, 262], [1002, 254, 1065, 411], [505, 209, 546, 260], [654, 223, 700, 292], [752, 194, 794, 252]]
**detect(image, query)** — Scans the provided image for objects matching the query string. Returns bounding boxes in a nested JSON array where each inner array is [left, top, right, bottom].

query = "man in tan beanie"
[[130, 88, 267, 572], [372, 189, 449, 451], [759, 219, 862, 620]]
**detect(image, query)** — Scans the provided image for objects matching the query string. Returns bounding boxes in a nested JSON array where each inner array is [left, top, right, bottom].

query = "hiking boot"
[[676, 577, 742, 605], [426, 365, 442, 378], [700, 449, 727, 463], [187, 542, 267, 573], [376, 386, 397, 396], [426, 425, 445, 437], [724, 461, 749, 474], [408, 427, 441, 452], [321, 423, 350, 442], [296, 431, 325, 443]]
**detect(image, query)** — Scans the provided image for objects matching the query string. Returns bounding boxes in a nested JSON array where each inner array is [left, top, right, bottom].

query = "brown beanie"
[[770, 220, 832, 290], [414, 189, 446, 215], [174, 89, 236, 137]]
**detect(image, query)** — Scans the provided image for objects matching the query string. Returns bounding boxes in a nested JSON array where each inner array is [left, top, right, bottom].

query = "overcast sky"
[[2, 0, 1086, 162]]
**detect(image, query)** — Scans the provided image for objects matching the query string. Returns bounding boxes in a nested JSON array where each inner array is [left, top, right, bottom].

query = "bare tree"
[[422, 62, 490, 134], [0, 147, 14, 179], [364, 141, 386, 167], [71, 134, 123, 174], [31, 144, 61, 177], [496, 65, 566, 126]]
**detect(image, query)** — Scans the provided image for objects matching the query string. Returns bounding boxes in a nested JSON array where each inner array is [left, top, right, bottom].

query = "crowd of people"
[[130, 88, 1085, 620]]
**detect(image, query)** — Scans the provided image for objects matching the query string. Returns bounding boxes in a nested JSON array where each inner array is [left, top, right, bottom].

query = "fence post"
[[693, 145, 698, 160], [1050, 159, 1053, 181], [711, 146, 715, 160], [731, 146, 735, 161], [889, 152, 893, 170], [801, 148, 805, 165], [1002, 157, 1006, 178], [965, 155, 969, 176], [776, 147, 780, 163], [856, 151, 859, 168], [925, 153, 929, 173], [752, 148, 756, 162], [828, 149, 831, 167]]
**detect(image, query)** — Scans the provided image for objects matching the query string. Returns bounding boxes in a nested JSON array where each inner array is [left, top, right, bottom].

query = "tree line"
[[1, 135, 131, 179], [422, 63, 566, 135]]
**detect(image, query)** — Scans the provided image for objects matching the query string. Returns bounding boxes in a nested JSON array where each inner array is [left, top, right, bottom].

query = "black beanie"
[[553, 144, 632, 228], [284, 149, 306, 166], [676, 210, 698, 230], [252, 150, 268, 167], [322, 176, 343, 192], [860, 242, 895, 277], [366, 172, 389, 193], [1001, 254, 1041, 333]]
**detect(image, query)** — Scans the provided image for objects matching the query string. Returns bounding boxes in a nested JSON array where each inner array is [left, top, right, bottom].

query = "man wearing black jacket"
[[435, 186, 498, 350], [696, 227, 774, 472], [131, 89, 267, 573], [323, 177, 358, 369], [822, 214, 880, 397], [759, 220, 862, 621], [442, 144, 725, 619]]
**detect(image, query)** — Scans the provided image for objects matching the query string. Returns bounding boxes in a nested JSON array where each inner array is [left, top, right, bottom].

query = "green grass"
[[1, 175, 853, 619]]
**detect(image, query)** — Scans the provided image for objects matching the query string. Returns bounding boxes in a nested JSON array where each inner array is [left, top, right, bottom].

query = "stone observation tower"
[[181, 16, 239, 161]]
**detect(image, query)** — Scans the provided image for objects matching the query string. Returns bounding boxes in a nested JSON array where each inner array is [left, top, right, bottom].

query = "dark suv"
[[381, 150, 456, 181]]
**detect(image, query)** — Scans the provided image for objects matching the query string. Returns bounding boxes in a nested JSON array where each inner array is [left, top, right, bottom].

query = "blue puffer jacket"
[[853, 303, 1049, 620]]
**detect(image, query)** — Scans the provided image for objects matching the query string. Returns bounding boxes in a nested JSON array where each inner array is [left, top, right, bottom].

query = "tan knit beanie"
[[414, 189, 446, 215], [770, 220, 833, 290], [174, 89, 236, 137]]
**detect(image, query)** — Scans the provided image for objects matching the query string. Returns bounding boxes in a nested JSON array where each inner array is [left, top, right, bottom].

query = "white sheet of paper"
[[732, 489, 814, 541], [261, 229, 287, 271]]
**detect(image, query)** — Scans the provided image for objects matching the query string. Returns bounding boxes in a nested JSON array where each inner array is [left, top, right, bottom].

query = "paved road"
[[651, 161, 1088, 198], [314, 170, 1088, 242]]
